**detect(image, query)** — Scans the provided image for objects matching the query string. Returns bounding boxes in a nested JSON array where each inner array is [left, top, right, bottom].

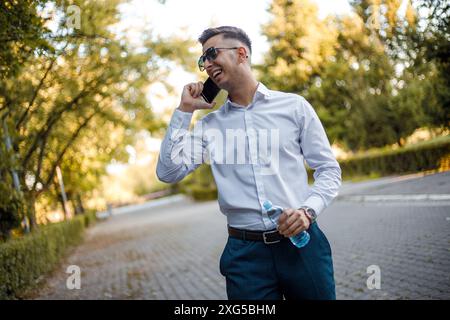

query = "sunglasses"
[[198, 47, 239, 71]]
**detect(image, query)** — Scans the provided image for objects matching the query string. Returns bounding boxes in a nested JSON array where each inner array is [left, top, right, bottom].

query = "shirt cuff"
[[303, 195, 326, 216], [169, 108, 194, 129]]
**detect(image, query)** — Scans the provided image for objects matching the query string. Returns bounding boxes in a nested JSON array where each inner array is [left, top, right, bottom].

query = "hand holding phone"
[[178, 80, 218, 113], [200, 77, 221, 104]]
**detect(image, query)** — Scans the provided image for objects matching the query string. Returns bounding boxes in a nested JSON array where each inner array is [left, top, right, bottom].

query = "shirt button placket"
[[244, 107, 274, 230]]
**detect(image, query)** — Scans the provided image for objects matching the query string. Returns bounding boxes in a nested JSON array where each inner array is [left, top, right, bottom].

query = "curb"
[[96, 194, 187, 219]]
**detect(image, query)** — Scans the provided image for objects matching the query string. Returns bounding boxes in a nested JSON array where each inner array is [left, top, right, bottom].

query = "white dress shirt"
[[156, 82, 342, 231]]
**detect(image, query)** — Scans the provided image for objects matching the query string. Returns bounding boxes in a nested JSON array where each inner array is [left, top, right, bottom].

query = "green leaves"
[[0, 212, 93, 298], [261, 0, 448, 152], [0, 0, 197, 230], [0, 0, 52, 79]]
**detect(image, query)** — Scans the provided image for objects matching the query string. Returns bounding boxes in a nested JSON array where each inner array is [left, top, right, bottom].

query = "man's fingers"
[[279, 220, 295, 234], [286, 225, 304, 238], [179, 82, 212, 113], [280, 218, 297, 235], [278, 209, 294, 225], [285, 218, 306, 237], [184, 82, 206, 100], [189, 81, 202, 98], [194, 100, 216, 109], [185, 82, 202, 98], [184, 85, 195, 101], [195, 81, 204, 98], [278, 209, 294, 228], [278, 209, 308, 236], [286, 210, 301, 225], [192, 83, 199, 98]]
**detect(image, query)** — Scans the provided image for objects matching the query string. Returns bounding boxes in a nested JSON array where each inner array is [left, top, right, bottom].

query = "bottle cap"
[[263, 200, 273, 211]]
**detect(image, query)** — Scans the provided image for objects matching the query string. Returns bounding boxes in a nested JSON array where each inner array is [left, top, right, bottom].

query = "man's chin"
[[214, 78, 228, 91]]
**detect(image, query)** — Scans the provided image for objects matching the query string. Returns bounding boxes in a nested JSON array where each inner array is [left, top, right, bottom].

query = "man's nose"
[[204, 58, 214, 71]]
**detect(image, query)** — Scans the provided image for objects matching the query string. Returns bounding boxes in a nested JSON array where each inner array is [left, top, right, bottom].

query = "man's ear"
[[237, 47, 249, 63]]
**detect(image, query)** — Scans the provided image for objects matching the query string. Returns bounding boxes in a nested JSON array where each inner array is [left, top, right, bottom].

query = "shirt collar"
[[255, 82, 271, 98], [224, 82, 270, 113]]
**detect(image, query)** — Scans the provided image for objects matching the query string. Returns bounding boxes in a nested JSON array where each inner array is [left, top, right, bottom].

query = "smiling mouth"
[[212, 69, 222, 80]]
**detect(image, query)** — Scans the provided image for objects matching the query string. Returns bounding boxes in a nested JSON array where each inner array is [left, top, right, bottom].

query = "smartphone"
[[200, 77, 221, 103]]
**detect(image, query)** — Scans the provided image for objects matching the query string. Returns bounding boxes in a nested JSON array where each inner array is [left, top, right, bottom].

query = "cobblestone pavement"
[[35, 172, 450, 300]]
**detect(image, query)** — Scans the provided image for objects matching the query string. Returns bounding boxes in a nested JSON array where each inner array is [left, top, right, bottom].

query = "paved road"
[[35, 171, 450, 300]]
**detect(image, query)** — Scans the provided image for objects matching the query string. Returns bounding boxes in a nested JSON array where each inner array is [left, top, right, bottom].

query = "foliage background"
[[0, 0, 448, 237]]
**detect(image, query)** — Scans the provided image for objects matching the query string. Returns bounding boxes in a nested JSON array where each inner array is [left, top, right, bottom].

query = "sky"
[[119, 0, 352, 65], [109, 0, 353, 172], [117, 0, 352, 113]]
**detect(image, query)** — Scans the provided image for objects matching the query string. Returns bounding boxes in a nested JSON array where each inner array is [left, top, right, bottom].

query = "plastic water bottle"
[[263, 200, 310, 248]]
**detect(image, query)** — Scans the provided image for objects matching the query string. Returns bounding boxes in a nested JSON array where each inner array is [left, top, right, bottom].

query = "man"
[[156, 26, 342, 300]]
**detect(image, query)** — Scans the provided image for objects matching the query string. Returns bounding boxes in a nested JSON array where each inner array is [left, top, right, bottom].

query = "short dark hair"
[[198, 26, 252, 54]]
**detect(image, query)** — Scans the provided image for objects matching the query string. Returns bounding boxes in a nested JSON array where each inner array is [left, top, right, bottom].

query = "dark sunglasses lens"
[[198, 48, 217, 70], [205, 47, 217, 61]]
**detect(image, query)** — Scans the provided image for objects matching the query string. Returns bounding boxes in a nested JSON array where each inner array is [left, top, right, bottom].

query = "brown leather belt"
[[228, 225, 285, 244]]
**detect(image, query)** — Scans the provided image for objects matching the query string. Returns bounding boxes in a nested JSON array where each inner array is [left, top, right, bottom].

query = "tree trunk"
[[58, 193, 68, 220], [75, 193, 85, 215], [26, 192, 38, 231]]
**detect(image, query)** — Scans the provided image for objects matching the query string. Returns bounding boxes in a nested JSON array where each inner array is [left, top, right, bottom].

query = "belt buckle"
[[263, 230, 280, 244]]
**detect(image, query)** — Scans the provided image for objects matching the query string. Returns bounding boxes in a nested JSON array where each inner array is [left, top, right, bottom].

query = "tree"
[[398, 0, 449, 129], [258, 0, 338, 95], [260, 0, 448, 152], [0, 0, 53, 79], [0, 0, 196, 233], [0, 140, 24, 240]]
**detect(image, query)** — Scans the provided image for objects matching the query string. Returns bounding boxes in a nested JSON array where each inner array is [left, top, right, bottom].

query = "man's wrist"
[[178, 104, 194, 113], [299, 206, 317, 224]]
